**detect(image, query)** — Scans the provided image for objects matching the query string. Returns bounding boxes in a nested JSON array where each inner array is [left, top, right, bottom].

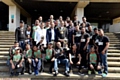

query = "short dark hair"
[[14, 41, 18, 44], [94, 28, 98, 31]]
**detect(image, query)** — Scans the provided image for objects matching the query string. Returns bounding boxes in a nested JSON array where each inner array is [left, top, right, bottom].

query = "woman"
[[69, 44, 81, 73]]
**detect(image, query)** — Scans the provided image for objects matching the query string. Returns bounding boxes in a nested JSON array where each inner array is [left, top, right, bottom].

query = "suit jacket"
[[46, 28, 58, 43]]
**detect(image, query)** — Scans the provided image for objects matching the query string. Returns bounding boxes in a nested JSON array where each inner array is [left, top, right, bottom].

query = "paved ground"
[[0, 72, 120, 80]]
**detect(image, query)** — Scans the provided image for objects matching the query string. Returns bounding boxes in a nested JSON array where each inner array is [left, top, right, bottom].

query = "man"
[[45, 21, 51, 30], [87, 26, 94, 52], [81, 17, 91, 32], [53, 42, 70, 77], [9, 47, 24, 76], [57, 21, 68, 47], [92, 28, 99, 51], [34, 22, 47, 47], [97, 29, 109, 77], [73, 25, 81, 49], [49, 15, 55, 22], [46, 22, 58, 45], [31, 20, 40, 45], [67, 20, 74, 48], [73, 15, 80, 26], [79, 27, 90, 69], [15, 20, 27, 50], [38, 16, 43, 24], [7, 41, 22, 66]]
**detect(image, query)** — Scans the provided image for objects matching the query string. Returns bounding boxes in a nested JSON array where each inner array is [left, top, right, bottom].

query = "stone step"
[[108, 53, 120, 57], [107, 57, 120, 61], [0, 48, 9, 51], [108, 62, 120, 67], [0, 38, 15, 40], [0, 42, 14, 45], [0, 36, 15, 38], [0, 40, 15, 42], [110, 40, 120, 42], [110, 42, 120, 44], [0, 45, 13, 48], [109, 44, 120, 47], [108, 50, 120, 53], [0, 73, 120, 79], [108, 47, 120, 49]]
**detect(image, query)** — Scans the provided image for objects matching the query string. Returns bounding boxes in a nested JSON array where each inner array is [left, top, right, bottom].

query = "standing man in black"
[[67, 20, 74, 48], [15, 20, 27, 50], [79, 27, 90, 69]]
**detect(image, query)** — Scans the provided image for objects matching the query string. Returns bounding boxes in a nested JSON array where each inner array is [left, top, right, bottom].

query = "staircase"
[[0, 31, 120, 79]]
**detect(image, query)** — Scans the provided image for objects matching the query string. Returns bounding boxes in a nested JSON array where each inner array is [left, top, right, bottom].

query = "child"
[[87, 46, 101, 75]]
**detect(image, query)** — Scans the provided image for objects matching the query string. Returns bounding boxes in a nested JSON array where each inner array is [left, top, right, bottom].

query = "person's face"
[[66, 17, 70, 21], [61, 22, 64, 27], [27, 26, 31, 30], [72, 44, 77, 49], [48, 44, 53, 48], [99, 30, 104, 36], [51, 23, 55, 28], [41, 23, 45, 29], [14, 43, 19, 47], [33, 46, 37, 51], [15, 49, 20, 54], [20, 23, 24, 27], [76, 26, 79, 31], [50, 15, 54, 19], [91, 47, 95, 52], [81, 28, 85, 33], [94, 30, 98, 34], [57, 42, 61, 48], [82, 17, 86, 22], [69, 21, 73, 26], [35, 20, 40, 25], [59, 16, 63, 21], [74, 16, 77, 20], [39, 17, 42, 21], [26, 44, 30, 49]]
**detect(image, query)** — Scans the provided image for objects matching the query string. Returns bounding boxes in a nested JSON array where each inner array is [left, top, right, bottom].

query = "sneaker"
[[64, 72, 70, 77], [15, 72, 19, 76], [98, 71, 102, 75], [53, 71, 58, 77], [102, 73, 107, 78], [94, 71, 98, 75], [10, 72, 14, 77], [78, 70, 84, 76], [88, 70, 91, 75]]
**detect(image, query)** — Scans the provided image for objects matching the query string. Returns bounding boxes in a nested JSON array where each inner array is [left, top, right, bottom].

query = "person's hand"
[[12, 64, 15, 69], [19, 63, 23, 67], [97, 65, 101, 70], [51, 57, 55, 61], [76, 61, 80, 65], [83, 46, 86, 50], [70, 61, 73, 64], [101, 50, 105, 54], [35, 58, 38, 62]]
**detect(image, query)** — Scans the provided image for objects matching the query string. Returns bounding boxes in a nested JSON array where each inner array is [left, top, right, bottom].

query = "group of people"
[[7, 15, 110, 78]]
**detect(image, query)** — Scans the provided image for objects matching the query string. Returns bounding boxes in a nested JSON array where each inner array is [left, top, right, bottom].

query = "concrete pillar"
[[9, 5, 20, 32], [75, 7, 84, 23], [27, 17, 32, 25]]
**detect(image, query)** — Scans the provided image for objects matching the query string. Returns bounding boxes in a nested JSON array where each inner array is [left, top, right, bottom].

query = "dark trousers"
[[42, 59, 54, 73], [70, 58, 80, 70], [88, 63, 97, 71], [80, 49, 87, 68], [19, 41, 26, 50], [25, 58, 32, 73]]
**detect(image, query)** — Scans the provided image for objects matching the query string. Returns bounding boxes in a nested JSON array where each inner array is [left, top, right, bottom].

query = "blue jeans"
[[54, 59, 69, 72], [99, 53, 108, 74], [19, 41, 26, 50]]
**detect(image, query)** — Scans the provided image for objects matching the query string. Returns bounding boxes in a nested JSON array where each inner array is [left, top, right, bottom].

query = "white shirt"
[[34, 28, 47, 47], [51, 29, 55, 40]]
